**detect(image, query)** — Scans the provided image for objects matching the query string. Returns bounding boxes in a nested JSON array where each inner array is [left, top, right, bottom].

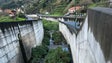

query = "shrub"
[[31, 45, 48, 63], [44, 47, 71, 63]]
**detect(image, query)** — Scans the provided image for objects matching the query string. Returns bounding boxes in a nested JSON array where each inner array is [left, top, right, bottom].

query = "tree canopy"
[[44, 47, 71, 63]]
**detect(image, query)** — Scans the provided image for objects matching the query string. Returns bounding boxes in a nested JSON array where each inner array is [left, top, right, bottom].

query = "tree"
[[31, 45, 48, 63], [52, 31, 67, 45], [44, 47, 71, 63], [92, 0, 101, 3], [42, 30, 50, 46], [1, 1, 24, 9], [43, 20, 59, 31], [42, 20, 59, 46]]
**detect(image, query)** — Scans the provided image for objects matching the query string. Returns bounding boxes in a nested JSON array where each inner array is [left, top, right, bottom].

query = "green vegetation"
[[31, 45, 48, 63], [44, 47, 71, 63], [42, 30, 50, 46], [31, 20, 71, 63], [0, 1, 24, 9], [31, 20, 59, 63], [0, 16, 26, 22], [43, 19, 67, 45], [31, 46, 71, 63], [52, 31, 66, 45], [22, 0, 70, 15], [0, 0, 109, 15], [89, 1, 109, 8], [43, 19, 59, 31], [51, 5, 66, 16], [50, 2, 68, 16], [42, 19, 59, 45], [89, 3, 97, 8]]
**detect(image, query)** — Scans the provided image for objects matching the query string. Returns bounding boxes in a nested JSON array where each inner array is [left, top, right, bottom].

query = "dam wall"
[[59, 7, 112, 63], [0, 20, 44, 63]]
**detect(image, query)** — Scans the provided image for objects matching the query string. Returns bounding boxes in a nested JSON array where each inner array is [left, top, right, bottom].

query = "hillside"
[[0, 0, 108, 15], [0, 0, 71, 15], [20, 0, 106, 14], [24, 0, 71, 15]]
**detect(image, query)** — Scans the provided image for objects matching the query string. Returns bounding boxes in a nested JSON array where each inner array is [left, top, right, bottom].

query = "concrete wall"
[[88, 7, 112, 63], [0, 20, 44, 63], [59, 22, 77, 63], [59, 7, 112, 63]]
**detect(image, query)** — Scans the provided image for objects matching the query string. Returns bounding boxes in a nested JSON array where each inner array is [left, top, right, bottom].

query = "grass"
[[0, 16, 26, 22]]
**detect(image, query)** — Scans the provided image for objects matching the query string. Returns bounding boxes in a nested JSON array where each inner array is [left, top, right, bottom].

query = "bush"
[[43, 19, 59, 31], [43, 19, 67, 45], [52, 31, 66, 45], [31, 45, 48, 63], [42, 31, 50, 46], [17, 13, 26, 18], [44, 47, 71, 63], [42, 19, 59, 45]]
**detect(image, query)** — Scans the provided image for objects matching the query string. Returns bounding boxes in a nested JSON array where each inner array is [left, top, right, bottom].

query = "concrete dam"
[[0, 20, 44, 63], [59, 7, 112, 63], [0, 7, 112, 63]]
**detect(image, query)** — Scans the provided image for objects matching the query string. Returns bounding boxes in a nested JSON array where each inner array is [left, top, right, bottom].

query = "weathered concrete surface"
[[0, 20, 44, 63], [59, 22, 77, 63], [59, 7, 112, 63], [88, 7, 112, 63]]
